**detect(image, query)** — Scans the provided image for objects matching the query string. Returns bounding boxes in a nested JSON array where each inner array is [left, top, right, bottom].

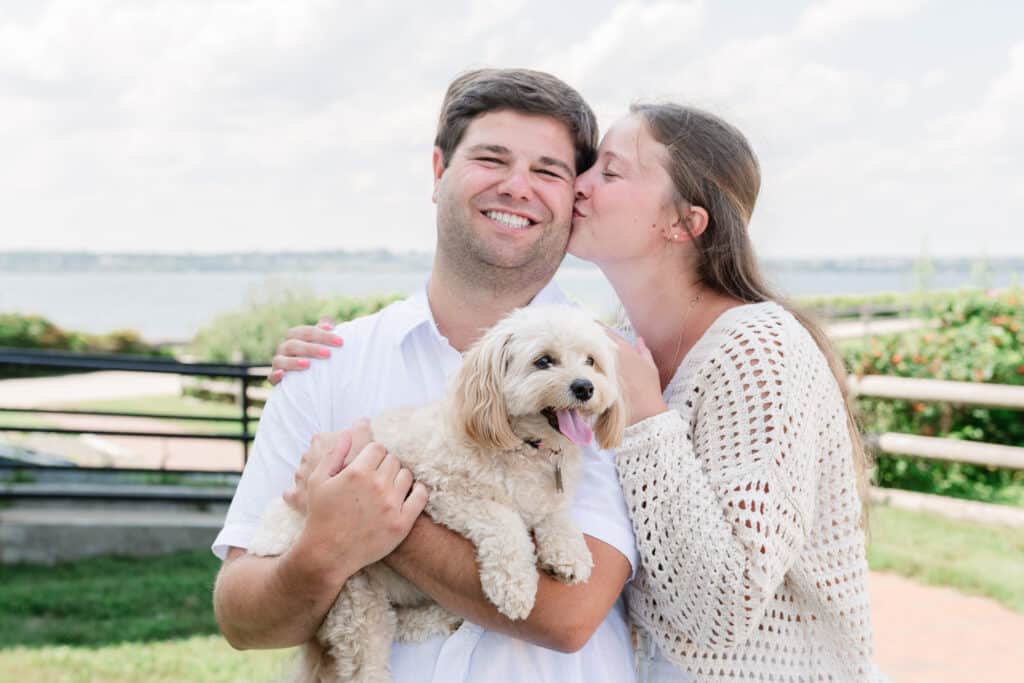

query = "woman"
[[270, 103, 880, 681]]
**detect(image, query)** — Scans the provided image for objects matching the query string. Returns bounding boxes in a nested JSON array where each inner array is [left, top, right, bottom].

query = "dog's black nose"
[[570, 379, 594, 401]]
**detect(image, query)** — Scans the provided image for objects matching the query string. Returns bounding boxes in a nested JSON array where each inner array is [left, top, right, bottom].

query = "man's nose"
[[570, 379, 594, 402], [497, 165, 532, 201]]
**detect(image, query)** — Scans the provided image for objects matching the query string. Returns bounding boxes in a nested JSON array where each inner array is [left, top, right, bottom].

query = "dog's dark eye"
[[534, 355, 554, 369], [585, 356, 595, 366]]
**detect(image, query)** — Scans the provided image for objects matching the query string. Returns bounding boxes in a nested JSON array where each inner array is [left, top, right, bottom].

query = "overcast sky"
[[1, 0, 1021, 258]]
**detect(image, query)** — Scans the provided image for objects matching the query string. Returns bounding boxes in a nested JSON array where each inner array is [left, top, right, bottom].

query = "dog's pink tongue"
[[556, 409, 593, 446]]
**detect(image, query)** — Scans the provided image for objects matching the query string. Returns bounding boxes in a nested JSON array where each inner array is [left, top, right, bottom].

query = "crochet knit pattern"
[[617, 302, 877, 681]]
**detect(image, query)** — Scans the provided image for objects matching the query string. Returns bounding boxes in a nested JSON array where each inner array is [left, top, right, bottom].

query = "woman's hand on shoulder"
[[269, 316, 344, 385], [609, 332, 668, 426]]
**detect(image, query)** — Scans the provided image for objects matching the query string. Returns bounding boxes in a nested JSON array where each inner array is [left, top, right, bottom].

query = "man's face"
[[432, 110, 577, 281]]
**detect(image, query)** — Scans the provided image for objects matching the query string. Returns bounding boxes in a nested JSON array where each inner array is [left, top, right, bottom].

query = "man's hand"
[[214, 426, 427, 651], [292, 433, 429, 580], [283, 420, 374, 514]]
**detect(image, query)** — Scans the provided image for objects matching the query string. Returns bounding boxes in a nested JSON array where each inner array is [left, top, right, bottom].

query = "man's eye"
[[585, 356, 595, 366], [477, 157, 503, 164], [537, 169, 564, 180], [534, 355, 554, 369]]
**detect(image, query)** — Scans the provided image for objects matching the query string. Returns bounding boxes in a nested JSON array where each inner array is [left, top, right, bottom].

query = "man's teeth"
[[485, 210, 531, 229]]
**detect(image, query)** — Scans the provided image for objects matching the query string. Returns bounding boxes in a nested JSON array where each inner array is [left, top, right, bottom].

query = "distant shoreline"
[[2, 250, 1022, 275]]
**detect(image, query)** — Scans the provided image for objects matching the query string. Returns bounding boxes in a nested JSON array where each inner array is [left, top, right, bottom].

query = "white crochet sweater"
[[617, 302, 877, 681]]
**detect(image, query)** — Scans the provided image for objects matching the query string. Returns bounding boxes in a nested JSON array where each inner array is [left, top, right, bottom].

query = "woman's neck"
[[601, 252, 735, 390]]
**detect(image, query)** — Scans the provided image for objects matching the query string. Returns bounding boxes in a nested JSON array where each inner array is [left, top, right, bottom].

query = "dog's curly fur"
[[249, 305, 626, 683]]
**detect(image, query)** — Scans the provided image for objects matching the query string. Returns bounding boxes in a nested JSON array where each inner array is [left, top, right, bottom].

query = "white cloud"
[[0, 0, 1019, 257], [795, 0, 927, 40]]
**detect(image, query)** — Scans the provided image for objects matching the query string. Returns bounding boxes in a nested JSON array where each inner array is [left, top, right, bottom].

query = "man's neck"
[[427, 260, 552, 352]]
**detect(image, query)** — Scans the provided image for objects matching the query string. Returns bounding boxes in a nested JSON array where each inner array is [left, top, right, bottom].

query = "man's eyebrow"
[[466, 144, 510, 156], [538, 156, 574, 178]]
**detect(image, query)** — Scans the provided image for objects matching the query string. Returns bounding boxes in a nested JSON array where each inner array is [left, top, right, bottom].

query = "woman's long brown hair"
[[634, 102, 871, 515]]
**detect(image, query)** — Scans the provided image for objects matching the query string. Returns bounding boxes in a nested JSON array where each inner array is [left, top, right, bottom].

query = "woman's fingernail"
[[330, 336, 343, 347], [318, 348, 331, 358], [298, 359, 310, 368], [319, 322, 333, 330]]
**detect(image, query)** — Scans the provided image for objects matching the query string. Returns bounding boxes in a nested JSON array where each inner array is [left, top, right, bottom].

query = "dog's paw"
[[481, 560, 538, 621], [538, 536, 594, 585]]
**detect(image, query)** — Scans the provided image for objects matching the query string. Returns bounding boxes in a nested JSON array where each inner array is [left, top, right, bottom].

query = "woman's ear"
[[450, 332, 519, 451], [666, 204, 710, 243]]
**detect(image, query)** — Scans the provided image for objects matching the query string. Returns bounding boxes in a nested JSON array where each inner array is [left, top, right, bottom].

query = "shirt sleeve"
[[211, 366, 324, 560], [571, 443, 639, 577]]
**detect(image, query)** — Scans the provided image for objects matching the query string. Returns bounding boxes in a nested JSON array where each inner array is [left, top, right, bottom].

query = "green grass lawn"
[[0, 506, 1020, 681], [867, 505, 1024, 611], [0, 636, 292, 683], [59, 394, 259, 436], [0, 410, 57, 430]]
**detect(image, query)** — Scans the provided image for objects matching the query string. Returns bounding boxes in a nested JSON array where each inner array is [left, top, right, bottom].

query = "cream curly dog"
[[249, 304, 626, 682]]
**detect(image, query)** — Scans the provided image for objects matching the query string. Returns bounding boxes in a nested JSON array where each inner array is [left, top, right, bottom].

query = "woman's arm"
[[615, 324, 821, 652]]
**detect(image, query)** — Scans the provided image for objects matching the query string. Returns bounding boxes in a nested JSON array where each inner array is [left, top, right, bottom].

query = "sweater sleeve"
[[615, 319, 825, 652]]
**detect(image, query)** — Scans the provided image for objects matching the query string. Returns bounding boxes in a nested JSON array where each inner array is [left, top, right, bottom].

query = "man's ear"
[[432, 147, 446, 204]]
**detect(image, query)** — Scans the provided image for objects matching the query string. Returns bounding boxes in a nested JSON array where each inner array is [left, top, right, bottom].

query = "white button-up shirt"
[[213, 281, 638, 683]]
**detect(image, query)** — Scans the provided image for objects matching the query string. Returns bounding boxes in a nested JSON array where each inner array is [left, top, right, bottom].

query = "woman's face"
[[568, 114, 678, 265]]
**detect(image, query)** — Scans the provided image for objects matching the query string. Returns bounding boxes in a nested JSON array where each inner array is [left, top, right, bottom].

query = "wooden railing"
[[850, 375, 1024, 528]]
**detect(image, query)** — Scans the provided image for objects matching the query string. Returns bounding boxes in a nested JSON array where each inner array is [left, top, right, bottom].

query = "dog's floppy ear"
[[451, 331, 520, 451], [594, 391, 627, 449]]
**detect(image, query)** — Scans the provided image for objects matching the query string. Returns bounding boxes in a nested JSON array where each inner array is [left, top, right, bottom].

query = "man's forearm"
[[383, 515, 630, 653], [214, 541, 352, 650]]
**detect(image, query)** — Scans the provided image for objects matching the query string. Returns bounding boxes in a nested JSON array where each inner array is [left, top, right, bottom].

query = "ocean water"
[[0, 265, 1019, 342]]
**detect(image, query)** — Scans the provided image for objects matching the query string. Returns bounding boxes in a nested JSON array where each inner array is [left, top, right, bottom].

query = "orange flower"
[[891, 353, 903, 364]]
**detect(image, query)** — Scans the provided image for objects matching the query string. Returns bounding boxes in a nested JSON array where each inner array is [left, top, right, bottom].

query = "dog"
[[248, 304, 626, 682]]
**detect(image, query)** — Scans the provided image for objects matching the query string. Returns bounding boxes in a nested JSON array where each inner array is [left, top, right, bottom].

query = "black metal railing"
[[0, 348, 268, 475]]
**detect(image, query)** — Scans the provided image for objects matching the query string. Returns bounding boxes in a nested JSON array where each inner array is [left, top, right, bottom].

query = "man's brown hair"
[[435, 68, 598, 173]]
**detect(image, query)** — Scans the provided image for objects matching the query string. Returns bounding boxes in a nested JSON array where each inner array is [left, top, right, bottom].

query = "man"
[[212, 69, 637, 682]]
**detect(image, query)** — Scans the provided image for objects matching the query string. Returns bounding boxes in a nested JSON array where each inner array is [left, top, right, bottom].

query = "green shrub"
[[0, 314, 168, 378], [189, 284, 403, 363], [842, 288, 1024, 505]]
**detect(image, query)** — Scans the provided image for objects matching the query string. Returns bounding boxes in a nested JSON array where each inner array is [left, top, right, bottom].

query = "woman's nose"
[[574, 174, 591, 200]]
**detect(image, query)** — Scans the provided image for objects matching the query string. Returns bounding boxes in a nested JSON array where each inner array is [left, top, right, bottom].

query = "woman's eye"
[[534, 355, 554, 369], [601, 171, 618, 179], [585, 356, 595, 366]]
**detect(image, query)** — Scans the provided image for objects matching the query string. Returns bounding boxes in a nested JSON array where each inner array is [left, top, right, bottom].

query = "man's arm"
[[214, 434, 428, 649], [384, 515, 632, 653], [214, 540, 353, 649]]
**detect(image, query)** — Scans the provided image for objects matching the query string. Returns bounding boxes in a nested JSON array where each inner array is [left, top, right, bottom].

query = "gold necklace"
[[668, 287, 704, 373]]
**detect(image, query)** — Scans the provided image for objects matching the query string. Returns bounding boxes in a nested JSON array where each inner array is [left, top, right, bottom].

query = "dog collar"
[[522, 439, 565, 493]]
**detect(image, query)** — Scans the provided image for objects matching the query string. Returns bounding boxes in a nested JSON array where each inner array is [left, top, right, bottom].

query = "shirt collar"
[[394, 277, 571, 347]]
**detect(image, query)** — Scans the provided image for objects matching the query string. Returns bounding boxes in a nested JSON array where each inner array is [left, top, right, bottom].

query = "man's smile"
[[481, 209, 538, 232]]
